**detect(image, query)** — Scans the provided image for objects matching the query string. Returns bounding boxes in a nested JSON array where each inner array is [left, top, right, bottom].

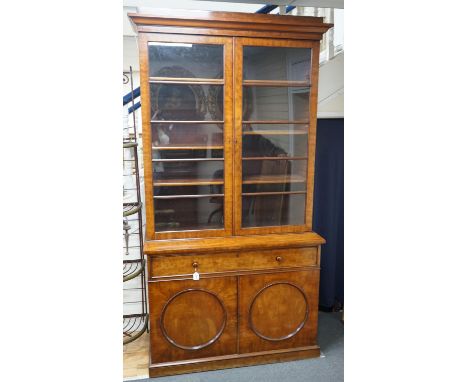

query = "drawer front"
[[150, 252, 239, 278], [150, 247, 318, 278], [238, 248, 318, 270]]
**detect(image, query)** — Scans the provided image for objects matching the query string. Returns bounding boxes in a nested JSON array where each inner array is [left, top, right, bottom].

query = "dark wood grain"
[[136, 25, 325, 41], [149, 346, 320, 377], [144, 232, 325, 255], [239, 270, 320, 353], [149, 277, 237, 364], [149, 247, 318, 278], [128, 9, 332, 41]]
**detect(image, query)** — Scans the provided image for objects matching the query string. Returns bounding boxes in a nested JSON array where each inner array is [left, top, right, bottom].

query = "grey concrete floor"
[[138, 311, 343, 382]]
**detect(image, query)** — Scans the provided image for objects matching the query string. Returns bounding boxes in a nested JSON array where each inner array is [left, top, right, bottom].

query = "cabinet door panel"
[[149, 277, 237, 363], [139, 34, 233, 240], [233, 37, 319, 235], [239, 270, 319, 353]]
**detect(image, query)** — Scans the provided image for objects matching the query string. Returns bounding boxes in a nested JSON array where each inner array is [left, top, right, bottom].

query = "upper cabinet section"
[[129, 10, 332, 240]]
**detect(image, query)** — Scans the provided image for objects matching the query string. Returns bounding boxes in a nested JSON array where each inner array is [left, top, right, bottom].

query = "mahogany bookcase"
[[129, 9, 332, 377]]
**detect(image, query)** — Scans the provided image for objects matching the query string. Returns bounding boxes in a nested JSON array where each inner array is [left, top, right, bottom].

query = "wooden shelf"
[[242, 191, 306, 196], [151, 120, 224, 124], [149, 77, 224, 85], [152, 158, 224, 162], [243, 120, 309, 125], [243, 156, 307, 161], [154, 222, 223, 232], [154, 178, 224, 186], [243, 130, 308, 136], [242, 175, 306, 185], [154, 194, 224, 199], [152, 145, 224, 150], [243, 80, 310, 87]]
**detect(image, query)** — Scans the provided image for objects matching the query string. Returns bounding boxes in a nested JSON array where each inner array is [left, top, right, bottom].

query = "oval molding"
[[160, 288, 227, 350], [248, 281, 309, 342]]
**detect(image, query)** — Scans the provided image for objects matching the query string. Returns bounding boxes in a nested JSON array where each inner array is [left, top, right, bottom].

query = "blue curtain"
[[313, 118, 344, 310]]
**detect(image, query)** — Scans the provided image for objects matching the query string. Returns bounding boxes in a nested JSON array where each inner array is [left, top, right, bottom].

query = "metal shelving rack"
[[123, 67, 148, 345]]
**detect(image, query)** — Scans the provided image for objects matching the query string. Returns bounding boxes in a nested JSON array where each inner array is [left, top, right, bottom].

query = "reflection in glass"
[[150, 84, 223, 121], [242, 123, 309, 134], [242, 159, 307, 182], [243, 46, 311, 81], [242, 194, 306, 227], [153, 159, 224, 181], [147, 43, 227, 233], [149, 43, 223, 79], [152, 123, 223, 147], [155, 196, 224, 231], [242, 182, 305, 194], [243, 86, 310, 121], [153, 162, 225, 231], [243, 131, 307, 158], [155, 185, 224, 197]]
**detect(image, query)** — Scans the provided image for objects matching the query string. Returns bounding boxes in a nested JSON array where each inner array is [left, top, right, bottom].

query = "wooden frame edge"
[[149, 345, 320, 377]]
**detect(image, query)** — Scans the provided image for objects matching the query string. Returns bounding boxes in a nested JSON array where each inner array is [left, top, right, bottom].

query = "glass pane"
[[243, 47, 311, 81], [149, 43, 223, 79], [242, 194, 306, 227], [243, 123, 308, 134], [148, 42, 226, 234], [154, 196, 224, 231], [155, 185, 224, 197], [243, 86, 309, 121], [240, 46, 311, 229], [243, 133, 308, 158], [153, 160, 224, 182], [152, 123, 223, 147], [154, 148, 223, 160], [242, 182, 306, 194], [242, 159, 307, 182], [150, 84, 223, 121]]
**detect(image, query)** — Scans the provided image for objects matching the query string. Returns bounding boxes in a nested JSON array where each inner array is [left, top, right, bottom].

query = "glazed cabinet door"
[[139, 34, 234, 240], [239, 270, 320, 353], [234, 38, 320, 235], [148, 277, 237, 364]]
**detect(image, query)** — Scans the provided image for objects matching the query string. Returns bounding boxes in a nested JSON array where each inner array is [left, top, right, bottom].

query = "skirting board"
[[149, 345, 321, 378]]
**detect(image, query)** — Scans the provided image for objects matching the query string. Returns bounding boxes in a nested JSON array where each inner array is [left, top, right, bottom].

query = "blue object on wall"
[[256, 4, 278, 14], [256, 4, 295, 14], [128, 101, 141, 114], [123, 87, 141, 106], [313, 118, 344, 310]]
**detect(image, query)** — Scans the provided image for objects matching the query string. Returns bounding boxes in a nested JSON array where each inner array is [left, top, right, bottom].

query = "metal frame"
[[123, 67, 149, 345]]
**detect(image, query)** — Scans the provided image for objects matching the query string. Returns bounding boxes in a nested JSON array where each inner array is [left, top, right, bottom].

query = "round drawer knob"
[[276, 256, 283, 263], [192, 261, 199, 269]]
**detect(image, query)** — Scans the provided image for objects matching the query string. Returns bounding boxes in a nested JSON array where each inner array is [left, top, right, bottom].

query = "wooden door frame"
[[233, 37, 320, 236], [138, 33, 234, 240]]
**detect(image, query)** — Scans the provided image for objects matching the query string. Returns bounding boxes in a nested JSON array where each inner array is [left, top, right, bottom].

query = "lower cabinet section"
[[148, 277, 238, 364], [148, 267, 320, 369], [239, 270, 319, 353]]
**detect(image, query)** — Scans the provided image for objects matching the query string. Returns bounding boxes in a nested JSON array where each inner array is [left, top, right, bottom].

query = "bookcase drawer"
[[239, 248, 318, 270], [149, 247, 318, 278]]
